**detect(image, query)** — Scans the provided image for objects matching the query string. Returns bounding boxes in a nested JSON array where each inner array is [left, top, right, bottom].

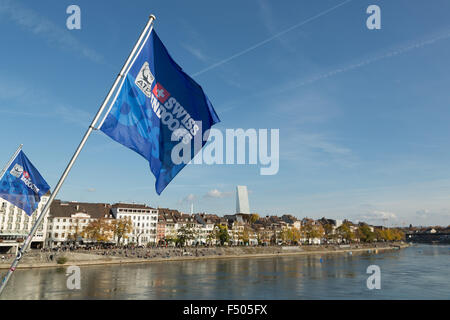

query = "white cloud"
[[178, 194, 197, 205], [358, 210, 398, 224], [204, 189, 233, 199], [415, 209, 431, 219]]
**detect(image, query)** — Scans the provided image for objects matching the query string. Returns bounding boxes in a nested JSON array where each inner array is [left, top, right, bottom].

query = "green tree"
[[375, 228, 386, 241], [323, 224, 335, 242], [303, 223, 325, 243], [336, 222, 355, 243], [215, 225, 230, 245], [176, 226, 195, 247], [358, 224, 376, 243]]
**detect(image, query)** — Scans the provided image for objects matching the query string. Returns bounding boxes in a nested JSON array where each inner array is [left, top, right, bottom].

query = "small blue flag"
[[100, 29, 220, 195], [0, 151, 50, 216]]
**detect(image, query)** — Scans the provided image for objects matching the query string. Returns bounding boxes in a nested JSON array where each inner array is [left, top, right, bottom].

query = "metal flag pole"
[[0, 14, 157, 296], [0, 144, 23, 181]]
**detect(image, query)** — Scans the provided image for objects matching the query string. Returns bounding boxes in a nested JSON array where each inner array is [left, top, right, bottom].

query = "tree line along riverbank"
[[0, 242, 410, 270]]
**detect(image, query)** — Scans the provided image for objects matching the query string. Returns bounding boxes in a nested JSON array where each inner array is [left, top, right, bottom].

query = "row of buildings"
[[1, 195, 379, 251]]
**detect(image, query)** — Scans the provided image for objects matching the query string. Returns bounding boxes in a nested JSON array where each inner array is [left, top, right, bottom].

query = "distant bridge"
[[406, 232, 450, 244]]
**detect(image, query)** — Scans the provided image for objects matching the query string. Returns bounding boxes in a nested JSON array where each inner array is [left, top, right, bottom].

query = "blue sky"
[[1, 0, 450, 226]]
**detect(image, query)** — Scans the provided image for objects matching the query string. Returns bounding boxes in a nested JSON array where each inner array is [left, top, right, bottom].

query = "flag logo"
[[135, 61, 155, 98], [152, 83, 170, 104], [0, 150, 50, 215], [10, 164, 23, 178], [22, 171, 30, 180]]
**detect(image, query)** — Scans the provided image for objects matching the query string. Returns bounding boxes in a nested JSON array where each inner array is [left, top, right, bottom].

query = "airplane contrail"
[[192, 0, 353, 77], [275, 29, 450, 93], [217, 28, 450, 113]]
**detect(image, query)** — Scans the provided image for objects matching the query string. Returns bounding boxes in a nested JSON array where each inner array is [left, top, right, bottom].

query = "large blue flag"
[[100, 30, 220, 195], [0, 151, 50, 216]]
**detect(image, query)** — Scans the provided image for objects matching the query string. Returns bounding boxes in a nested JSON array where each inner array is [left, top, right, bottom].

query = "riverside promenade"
[[0, 242, 409, 270]]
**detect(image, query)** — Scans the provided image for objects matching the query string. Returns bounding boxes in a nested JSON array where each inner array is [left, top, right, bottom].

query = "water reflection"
[[0, 245, 448, 300]]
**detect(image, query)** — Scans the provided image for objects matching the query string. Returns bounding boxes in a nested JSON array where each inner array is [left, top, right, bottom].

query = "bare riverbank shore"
[[0, 242, 409, 270]]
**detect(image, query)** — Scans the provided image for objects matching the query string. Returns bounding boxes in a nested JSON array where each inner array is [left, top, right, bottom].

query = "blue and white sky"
[[1, 0, 450, 226]]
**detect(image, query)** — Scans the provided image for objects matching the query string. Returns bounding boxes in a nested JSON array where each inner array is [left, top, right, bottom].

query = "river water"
[[0, 244, 448, 300]]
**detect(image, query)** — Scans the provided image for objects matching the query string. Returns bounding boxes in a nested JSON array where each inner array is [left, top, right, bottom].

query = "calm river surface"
[[0, 244, 448, 300]]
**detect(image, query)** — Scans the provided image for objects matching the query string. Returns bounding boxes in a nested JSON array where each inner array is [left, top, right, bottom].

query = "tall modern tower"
[[236, 186, 250, 214]]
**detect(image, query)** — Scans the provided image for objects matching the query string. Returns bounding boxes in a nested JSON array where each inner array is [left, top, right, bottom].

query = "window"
[[62, 233, 65, 238], [55, 233, 58, 237]]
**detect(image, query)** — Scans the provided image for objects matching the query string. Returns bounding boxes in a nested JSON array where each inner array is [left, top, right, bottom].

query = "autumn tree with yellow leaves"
[[82, 219, 114, 243], [111, 217, 133, 245]]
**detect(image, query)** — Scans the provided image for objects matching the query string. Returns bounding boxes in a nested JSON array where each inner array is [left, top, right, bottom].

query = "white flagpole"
[[0, 14, 157, 296], [0, 144, 23, 181]]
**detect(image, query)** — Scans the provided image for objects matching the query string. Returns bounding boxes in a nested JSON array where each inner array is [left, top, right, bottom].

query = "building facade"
[[111, 203, 158, 246], [46, 201, 114, 247], [0, 195, 50, 251]]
